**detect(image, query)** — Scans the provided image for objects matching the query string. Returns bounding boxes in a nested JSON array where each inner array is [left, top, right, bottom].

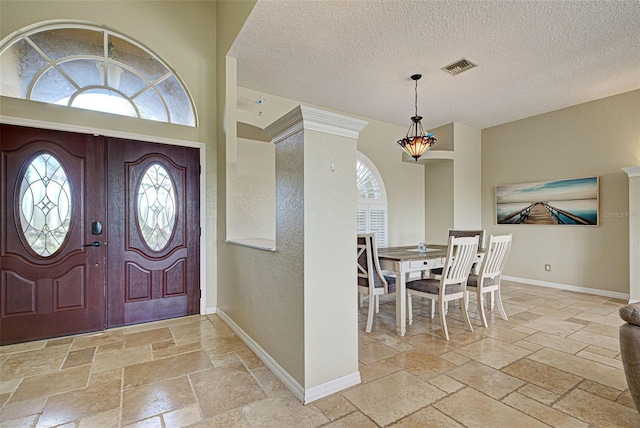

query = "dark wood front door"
[[1, 125, 106, 344], [106, 138, 200, 328], [1, 125, 200, 344]]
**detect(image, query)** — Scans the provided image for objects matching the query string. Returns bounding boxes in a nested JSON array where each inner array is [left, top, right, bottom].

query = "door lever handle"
[[82, 241, 101, 247]]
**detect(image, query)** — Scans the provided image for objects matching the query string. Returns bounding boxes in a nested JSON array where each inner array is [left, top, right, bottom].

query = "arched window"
[[357, 152, 388, 247], [0, 23, 196, 126]]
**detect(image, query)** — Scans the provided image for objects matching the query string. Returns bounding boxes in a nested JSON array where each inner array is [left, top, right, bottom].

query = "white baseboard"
[[629, 299, 640, 304], [216, 309, 305, 402], [215, 309, 361, 404], [503, 275, 630, 301], [304, 371, 361, 404], [204, 306, 217, 315]]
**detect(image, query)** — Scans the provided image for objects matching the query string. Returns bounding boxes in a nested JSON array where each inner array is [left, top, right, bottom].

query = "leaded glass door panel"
[[0, 125, 106, 344], [106, 138, 199, 327]]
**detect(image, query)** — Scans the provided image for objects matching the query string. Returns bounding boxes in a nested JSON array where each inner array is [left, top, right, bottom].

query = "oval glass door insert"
[[19, 153, 72, 256], [137, 163, 176, 251]]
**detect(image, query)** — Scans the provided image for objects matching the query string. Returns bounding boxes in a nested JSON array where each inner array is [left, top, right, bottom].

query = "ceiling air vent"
[[442, 58, 477, 76]]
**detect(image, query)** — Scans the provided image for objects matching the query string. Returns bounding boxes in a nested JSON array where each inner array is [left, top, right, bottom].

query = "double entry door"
[[1, 125, 200, 345]]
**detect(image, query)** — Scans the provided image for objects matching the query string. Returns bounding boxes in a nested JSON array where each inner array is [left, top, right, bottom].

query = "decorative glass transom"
[[19, 153, 72, 257], [0, 23, 196, 126], [357, 159, 382, 199], [137, 163, 176, 251]]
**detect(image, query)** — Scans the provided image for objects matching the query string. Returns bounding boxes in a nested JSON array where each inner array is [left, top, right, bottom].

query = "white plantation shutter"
[[368, 205, 387, 247], [356, 153, 388, 247], [356, 204, 388, 247], [357, 206, 368, 234]]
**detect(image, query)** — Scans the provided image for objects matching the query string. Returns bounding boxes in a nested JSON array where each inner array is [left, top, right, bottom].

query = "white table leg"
[[396, 270, 407, 336]]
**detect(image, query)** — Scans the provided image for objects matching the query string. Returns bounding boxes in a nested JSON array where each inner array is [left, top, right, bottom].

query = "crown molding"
[[623, 166, 640, 177], [265, 105, 368, 144]]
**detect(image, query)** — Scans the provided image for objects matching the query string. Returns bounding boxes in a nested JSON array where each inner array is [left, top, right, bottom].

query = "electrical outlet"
[[544, 264, 551, 272]]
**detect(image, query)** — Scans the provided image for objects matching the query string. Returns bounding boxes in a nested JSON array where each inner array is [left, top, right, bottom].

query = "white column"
[[623, 166, 640, 303], [266, 105, 368, 403]]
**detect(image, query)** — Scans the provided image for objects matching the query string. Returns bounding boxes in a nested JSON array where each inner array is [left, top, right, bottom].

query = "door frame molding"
[[0, 115, 208, 316]]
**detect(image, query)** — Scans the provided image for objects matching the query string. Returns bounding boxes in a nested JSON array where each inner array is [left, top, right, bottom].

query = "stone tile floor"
[[1, 281, 639, 427]]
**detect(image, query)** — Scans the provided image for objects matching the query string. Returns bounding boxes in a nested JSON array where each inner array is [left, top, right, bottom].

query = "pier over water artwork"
[[497, 177, 598, 226]]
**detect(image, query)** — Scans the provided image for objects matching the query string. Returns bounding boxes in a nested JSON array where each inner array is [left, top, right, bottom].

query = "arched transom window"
[[356, 152, 388, 247], [0, 23, 196, 126]]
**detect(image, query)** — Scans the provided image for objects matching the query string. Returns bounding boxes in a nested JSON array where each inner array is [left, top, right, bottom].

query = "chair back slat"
[[448, 229, 486, 250], [441, 236, 479, 292], [357, 233, 388, 293], [480, 234, 512, 279]]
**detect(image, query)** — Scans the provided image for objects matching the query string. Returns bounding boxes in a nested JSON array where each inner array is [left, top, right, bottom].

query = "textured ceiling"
[[229, 0, 640, 130]]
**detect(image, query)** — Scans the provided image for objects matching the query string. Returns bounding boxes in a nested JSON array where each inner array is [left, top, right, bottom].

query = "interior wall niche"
[[226, 121, 276, 249]]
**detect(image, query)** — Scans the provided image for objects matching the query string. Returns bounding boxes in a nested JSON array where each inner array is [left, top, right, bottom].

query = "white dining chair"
[[466, 234, 512, 327], [406, 236, 478, 340], [357, 233, 396, 333]]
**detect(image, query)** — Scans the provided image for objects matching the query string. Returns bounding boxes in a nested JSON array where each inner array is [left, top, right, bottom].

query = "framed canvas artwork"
[[496, 176, 598, 225]]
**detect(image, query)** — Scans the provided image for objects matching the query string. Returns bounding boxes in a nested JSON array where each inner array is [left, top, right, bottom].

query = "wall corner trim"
[[623, 166, 640, 177], [265, 105, 369, 143], [216, 309, 305, 402], [205, 307, 217, 315]]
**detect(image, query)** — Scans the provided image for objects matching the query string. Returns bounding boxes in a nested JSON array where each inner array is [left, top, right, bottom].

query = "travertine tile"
[[186, 409, 248, 428], [190, 362, 266, 419], [125, 327, 173, 348], [576, 349, 624, 369], [455, 338, 531, 369], [324, 411, 377, 427], [434, 387, 549, 427], [123, 349, 213, 389], [387, 349, 456, 380], [1, 345, 69, 380], [152, 341, 202, 360], [242, 394, 328, 427], [358, 359, 400, 383], [0, 414, 38, 428], [521, 318, 585, 336], [10, 365, 90, 403], [567, 329, 620, 352], [343, 371, 444, 426], [121, 376, 195, 425], [358, 334, 398, 364], [78, 408, 120, 428], [502, 358, 581, 395], [428, 374, 465, 394], [0, 378, 21, 395], [36, 379, 121, 427], [577, 379, 623, 401], [553, 389, 640, 427], [162, 403, 202, 427], [62, 347, 96, 369], [476, 325, 529, 343], [528, 347, 628, 390], [447, 360, 525, 399], [524, 332, 587, 354], [517, 383, 560, 406], [0, 397, 46, 422], [92, 344, 152, 373], [390, 406, 463, 427], [502, 392, 588, 427], [313, 394, 356, 421], [201, 334, 249, 356], [2, 282, 634, 428], [250, 366, 289, 397]]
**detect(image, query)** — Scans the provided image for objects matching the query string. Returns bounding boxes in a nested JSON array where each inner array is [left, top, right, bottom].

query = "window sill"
[[226, 238, 276, 252]]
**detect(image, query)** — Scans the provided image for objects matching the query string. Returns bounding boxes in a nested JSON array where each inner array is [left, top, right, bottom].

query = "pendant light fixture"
[[397, 74, 436, 161]]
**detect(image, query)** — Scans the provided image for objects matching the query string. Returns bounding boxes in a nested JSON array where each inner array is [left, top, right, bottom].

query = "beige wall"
[[1, 0, 219, 307], [235, 86, 425, 246], [482, 90, 640, 295]]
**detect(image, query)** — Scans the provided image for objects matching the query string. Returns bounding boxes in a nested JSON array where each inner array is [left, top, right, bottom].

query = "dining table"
[[377, 244, 483, 336]]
